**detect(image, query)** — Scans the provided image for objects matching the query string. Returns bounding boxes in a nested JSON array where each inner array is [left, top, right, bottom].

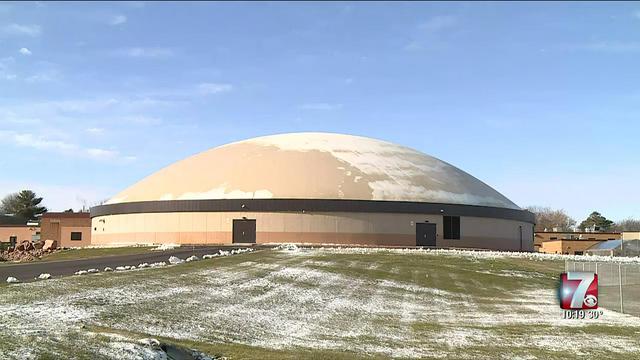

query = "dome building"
[[91, 133, 535, 250]]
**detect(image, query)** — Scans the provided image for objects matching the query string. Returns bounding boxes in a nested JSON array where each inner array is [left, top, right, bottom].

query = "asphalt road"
[[0, 245, 260, 283]]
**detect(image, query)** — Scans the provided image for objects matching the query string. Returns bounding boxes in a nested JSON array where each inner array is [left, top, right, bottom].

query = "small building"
[[0, 225, 39, 248], [623, 231, 640, 241], [40, 212, 91, 248], [0, 215, 40, 248], [540, 239, 604, 255], [535, 231, 621, 255]]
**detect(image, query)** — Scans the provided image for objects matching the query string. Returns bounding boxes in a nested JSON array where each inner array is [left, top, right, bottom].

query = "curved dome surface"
[[107, 133, 520, 210]]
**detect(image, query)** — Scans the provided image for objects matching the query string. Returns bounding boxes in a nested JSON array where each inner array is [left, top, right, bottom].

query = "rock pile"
[[0, 240, 59, 262]]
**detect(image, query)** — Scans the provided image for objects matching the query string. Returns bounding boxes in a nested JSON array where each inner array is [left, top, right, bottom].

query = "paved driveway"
[[0, 245, 261, 283]]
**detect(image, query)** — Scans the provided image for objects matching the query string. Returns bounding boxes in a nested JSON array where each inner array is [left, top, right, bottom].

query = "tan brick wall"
[[0, 226, 38, 244], [535, 232, 621, 252], [91, 212, 534, 251], [41, 213, 91, 247], [623, 232, 640, 241], [540, 240, 603, 255]]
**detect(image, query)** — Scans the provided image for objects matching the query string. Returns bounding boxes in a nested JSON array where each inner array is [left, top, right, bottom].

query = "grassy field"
[[1, 248, 639, 359], [42, 246, 156, 261]]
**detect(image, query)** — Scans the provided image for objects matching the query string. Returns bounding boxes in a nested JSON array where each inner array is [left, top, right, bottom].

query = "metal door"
[[233, 219, 256, 243], [416, 222, 436, 247]]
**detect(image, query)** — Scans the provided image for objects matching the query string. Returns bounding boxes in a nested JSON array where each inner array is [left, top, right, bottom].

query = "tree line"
[[1, 190, 104, 221], [526, 206, 640, 232]]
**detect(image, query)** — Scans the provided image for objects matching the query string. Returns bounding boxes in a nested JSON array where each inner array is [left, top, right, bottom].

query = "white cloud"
[[418, 15, 457, 32], [197, 83, 233, 95], [403, 41, 423, 52], [0, 56, 15, 68], [0, 57, 16, 79], [109, 14, 127, 26], [112, 47, 174, 58], [404, 15, 457, 51], [580, 41, 640, 53], [120, 115, 162, 125], [10, 132, 77, 152], [2, 23, 41, 37], [25, 71, 59, 83], [86, 127, 105, 134], [86, 148, 117, 159], [86, 148, 137, 163], [0, 130, 135, 163], [18, 47, 32, 56], [299, 103, 343, 111]]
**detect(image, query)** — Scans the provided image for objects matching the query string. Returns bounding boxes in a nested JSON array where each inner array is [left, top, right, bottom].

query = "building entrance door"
[[233, 219, 256, 243], [416, 223, 436, 247]]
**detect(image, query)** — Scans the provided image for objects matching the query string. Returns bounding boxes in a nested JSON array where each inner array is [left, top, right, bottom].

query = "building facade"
[[623, 232, 640, 241], [0, 225, 39, 247], [40, 212, 92, 248], [536, 231, 621, 254], [91, 133, 535, 250]]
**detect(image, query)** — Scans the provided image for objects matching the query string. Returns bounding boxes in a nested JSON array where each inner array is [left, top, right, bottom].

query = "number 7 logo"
[[560, 272, 598, 309]]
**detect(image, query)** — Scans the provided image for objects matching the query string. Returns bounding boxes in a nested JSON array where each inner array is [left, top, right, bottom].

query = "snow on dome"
[[106, 132, 520, 209]]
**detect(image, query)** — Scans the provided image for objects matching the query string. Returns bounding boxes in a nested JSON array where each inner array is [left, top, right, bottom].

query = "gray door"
[[233, 219, 256, 243], [416, 223, 436, 247]]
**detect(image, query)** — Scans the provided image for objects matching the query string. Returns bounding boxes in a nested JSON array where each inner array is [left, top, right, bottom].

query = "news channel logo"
[[559, 271, 603, 319]]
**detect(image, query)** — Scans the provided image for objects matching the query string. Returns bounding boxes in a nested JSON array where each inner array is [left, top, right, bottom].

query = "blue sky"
[[0, 2, 639, 222]]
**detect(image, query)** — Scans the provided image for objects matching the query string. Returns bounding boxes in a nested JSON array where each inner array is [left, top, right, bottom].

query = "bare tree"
[[526, 206, 576, 232], [611, 218, 640, 232], [76, 196, 109, 213]]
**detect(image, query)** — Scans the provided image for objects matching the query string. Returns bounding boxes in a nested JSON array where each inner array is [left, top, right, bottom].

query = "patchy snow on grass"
[[83, 244, 154, 249], [1, 248, 639, 359], [311, 247, 640, 263], [476, 269, 543, 279], [151, 243, 180, 251]]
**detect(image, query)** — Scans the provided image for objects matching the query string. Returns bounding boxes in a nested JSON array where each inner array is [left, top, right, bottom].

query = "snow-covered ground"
[[307, 246, 640, 263], [0, 247, 638, 359]]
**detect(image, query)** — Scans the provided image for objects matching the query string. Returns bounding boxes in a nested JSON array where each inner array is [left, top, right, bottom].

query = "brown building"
[[535, 231, 621, 255], [91, 133, 535, 250], [40, 212, 91, 248]]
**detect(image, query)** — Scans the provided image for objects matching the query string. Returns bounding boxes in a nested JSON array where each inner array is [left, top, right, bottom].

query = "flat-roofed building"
[[623, 232, 640, 241], [536, 231, 621, 255], [40, 212, 91, 248], [0, 225, 39, 248], [540, 239, 604, 255], [0, 215, 39, 248]]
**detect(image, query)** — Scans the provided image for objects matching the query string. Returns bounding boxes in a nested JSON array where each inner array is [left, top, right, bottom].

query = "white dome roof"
[[107, 132, 520, 210]]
